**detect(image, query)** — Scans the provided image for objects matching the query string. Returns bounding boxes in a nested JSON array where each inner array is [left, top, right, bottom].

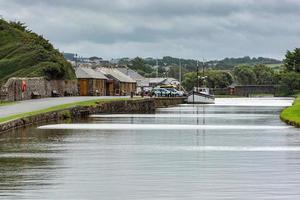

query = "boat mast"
[[202, 58, 205, 77], [196, 60, 199, 90], [202, 58, 205, 87]]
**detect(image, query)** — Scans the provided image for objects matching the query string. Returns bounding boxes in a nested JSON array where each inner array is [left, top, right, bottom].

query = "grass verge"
[[280, 94, 300, 127], [0, 97, 139, 123], [0, 101, 15, 107]]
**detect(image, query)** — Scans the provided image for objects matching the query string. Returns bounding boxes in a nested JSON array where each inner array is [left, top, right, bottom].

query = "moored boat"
[[187, 87, 215, 104], [187, 59, 215, 104]]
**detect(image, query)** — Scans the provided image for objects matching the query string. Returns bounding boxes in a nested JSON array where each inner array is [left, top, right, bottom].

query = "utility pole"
[[179, 58, 182, 84], [156, 59, 159, 78]]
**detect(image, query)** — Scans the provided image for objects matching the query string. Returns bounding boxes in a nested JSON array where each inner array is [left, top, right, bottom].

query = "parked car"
[[151, 88, 171, 97], [165, 88, 184, 97]]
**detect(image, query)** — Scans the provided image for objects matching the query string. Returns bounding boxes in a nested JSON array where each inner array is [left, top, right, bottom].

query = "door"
[[80, 79, 88, 96], [106, 81, 114, 96]]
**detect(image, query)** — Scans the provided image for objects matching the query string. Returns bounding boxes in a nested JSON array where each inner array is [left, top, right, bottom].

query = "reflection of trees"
[[0, 157, 56, 191], [0, 125, 70, 197]]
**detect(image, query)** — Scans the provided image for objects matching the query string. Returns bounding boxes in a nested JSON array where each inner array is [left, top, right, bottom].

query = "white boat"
[[187, 87, 215, 104]]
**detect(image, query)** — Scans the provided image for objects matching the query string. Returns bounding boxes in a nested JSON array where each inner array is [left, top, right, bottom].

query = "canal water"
[[1, 98, 300, 199]]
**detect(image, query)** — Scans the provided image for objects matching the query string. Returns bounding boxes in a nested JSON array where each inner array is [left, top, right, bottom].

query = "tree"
[[9, 21, 27, 32], [233, 65, 257, 85], [182, 72, 197, 91], [253, 64, 275, 85], [279, 71, 300, 95], [131, 57, 145, 69], [283, 48, 300, 72], [168, 65, 179, 78], [89, 56, 102, 61], [205, 70, 233, 88], [130, 57, 153, 74], [182, 70, 233, 91]]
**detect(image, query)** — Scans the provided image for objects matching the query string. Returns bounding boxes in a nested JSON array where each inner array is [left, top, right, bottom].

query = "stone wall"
[[0, 97, 186, 133], [154, 97, 186, 108], [0, 88, 7, 101], [2, 77, 78, 101]]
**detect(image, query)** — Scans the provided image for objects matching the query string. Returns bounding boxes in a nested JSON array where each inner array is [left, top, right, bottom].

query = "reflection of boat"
[[187, 87, 215, 104], [187, 59, 215, 104]]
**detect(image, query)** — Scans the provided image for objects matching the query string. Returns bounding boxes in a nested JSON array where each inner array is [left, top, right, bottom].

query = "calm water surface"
[[1, 98, 300, 200]]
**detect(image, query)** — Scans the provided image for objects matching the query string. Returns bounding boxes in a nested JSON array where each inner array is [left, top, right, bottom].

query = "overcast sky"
[[1, 0, 300, 60]]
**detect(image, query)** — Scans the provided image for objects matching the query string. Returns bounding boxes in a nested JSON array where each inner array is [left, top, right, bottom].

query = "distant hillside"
[[116, 56, 282, 78], [122, 56, 281, 70], [0, 19, 75, 85], [143, 56, 281, 69], [207, 56, 282, 69]]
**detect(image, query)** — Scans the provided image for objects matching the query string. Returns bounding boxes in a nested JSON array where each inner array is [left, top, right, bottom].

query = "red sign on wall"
[[21, 80, 27, 92]]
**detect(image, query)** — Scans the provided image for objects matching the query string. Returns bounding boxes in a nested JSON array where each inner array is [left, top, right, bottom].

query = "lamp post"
[[75, 53, 78, 68]]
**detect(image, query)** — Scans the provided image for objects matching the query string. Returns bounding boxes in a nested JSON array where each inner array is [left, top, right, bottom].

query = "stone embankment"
[[0, 97, 185, 133]]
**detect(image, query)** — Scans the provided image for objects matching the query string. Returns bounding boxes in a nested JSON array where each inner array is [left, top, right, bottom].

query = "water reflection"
[[0, 127, 69, 199], [1, 98, 300, 200]]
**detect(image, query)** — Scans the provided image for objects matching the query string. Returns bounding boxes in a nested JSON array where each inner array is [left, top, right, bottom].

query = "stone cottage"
[[75, 67, 108, 96], [96, 67, 137, 96]]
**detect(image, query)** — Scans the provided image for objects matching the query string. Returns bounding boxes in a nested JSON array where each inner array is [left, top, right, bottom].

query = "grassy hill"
[[0, 19, 75, 85]]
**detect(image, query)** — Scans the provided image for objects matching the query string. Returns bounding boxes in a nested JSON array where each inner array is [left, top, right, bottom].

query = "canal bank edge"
[[280, 95, 300, 127], [0, 97, 185, 134]]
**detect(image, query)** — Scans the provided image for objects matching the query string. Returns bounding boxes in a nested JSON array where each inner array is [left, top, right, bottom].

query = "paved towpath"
[[0, 96, 129, 118]]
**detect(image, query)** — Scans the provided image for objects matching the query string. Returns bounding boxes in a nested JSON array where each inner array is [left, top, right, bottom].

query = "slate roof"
[[149, 78, 167, 84], [149, 77, 180, 86], [97, 67, 136, 83], [116, 68, 149, 87], [75, 67, 108, 80], [116, 68, 144, 80]]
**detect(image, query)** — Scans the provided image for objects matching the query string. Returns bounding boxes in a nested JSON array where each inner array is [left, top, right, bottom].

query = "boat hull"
[[187, 92, 215, 104]]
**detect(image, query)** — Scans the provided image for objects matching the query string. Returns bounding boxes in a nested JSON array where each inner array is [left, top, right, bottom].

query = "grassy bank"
[[0, 19, 75, 85], [0, 97, 137, 123], [280, 94, 300, 127], [0, 101, 15, 106]]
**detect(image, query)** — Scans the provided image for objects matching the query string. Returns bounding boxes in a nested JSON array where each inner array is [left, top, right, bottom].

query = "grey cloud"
[[0, 0, 300, 59]]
